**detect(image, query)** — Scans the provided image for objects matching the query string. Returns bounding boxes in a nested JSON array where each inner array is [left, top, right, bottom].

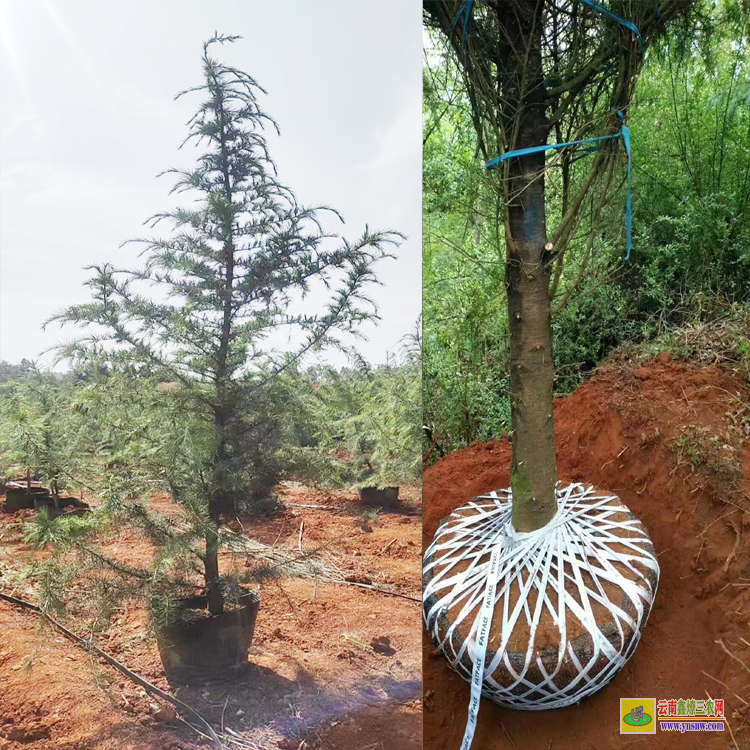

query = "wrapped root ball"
[[423, 484, 659, 710]]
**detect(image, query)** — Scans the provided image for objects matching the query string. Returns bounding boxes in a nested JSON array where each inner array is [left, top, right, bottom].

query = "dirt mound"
[[424, 358, 750, 750]]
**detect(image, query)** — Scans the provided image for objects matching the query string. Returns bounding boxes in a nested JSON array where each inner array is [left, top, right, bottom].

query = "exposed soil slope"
[[0, 484, 422, 750], [424, 357, 750, 750]]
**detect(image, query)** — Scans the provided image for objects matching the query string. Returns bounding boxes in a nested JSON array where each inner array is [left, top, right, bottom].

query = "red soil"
[[0, 484, 422, 750], [424, 357, 750, 750]]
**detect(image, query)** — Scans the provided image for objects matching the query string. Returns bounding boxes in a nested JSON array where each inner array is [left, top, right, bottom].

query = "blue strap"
[[453, 0, 644, 55], [621, 121, 632, 260], [485, 133, 619, 170], [579, 0, 645, 53], [487, 112, 633, 260], [452, 0, 475, 55], [450, 0, 639, 260]]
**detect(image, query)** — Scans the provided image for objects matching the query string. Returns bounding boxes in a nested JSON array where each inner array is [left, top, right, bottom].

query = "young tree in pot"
[[352, 329, 422, 505], [289, 327, 421, 505], [48, 35, 400, 675], [0, 367, 82, 512]]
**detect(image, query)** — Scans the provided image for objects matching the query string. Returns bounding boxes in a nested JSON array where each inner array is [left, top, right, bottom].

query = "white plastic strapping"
[[423, 483, 659, 748]]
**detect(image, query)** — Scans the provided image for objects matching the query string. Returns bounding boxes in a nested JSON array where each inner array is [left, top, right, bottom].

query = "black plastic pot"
[[34, 496, 86, 518], [156, 589, 260, 684], [35, 495, 78, 508], [56, 497, 80, 508], [359, 486, 400, 508], [5, 487, 51, 511]]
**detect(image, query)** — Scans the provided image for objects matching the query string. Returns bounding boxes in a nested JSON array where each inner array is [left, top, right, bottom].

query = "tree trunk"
[[205, 88, 236, 613], [204, 528, 223, 615], [51, 477, 60, 511], [502, 0, 558, 532]]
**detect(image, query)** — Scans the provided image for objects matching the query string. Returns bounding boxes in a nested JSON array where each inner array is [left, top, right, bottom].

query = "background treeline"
[[423, 0, 750, 455], [0, 340, 422, 508]]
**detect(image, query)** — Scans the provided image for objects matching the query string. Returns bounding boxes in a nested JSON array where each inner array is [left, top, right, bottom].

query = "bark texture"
[[205, 530, 223, 615], [501, 0, 558, 532]]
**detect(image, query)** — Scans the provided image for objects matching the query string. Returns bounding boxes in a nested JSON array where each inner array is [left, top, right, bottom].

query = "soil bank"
[[424, 358, 750, 750]]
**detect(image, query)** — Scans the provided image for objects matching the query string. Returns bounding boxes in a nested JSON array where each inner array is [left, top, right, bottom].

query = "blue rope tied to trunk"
[[580, 0, 645, 54], [449, 1, 642, 259], [486, 112, 633, 261], [452, 0, 475, 55]]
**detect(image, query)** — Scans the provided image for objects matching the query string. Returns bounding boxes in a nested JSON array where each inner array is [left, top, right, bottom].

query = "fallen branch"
[[716, 638, 750, 676], [706, 690, 740, 750], [723, 495, 750, 515], [701, 670, 749, 706], [0, 591, 224, 750], [223, 726, 264, 748], [286, 503, 337, 510], [724, 521, 741, 572], [376, 538, 397, 556]]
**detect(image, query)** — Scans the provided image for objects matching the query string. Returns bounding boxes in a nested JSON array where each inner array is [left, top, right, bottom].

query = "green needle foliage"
[[0, 364, 85, 502], [425, 0, 694, 529], [284, 326, 422, 489], [45, 34, 402, 617]]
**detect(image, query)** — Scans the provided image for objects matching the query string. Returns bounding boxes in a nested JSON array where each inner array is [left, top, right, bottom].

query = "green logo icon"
[[623, 706, 652, 727]]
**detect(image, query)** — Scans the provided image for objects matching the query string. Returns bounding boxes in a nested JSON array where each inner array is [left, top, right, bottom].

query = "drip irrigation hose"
[[330, 578, 421, 602], [0, 591, 224, 750]]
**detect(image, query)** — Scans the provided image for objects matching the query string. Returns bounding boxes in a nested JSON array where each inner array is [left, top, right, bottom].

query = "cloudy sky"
[[0, 0, 421, 369]]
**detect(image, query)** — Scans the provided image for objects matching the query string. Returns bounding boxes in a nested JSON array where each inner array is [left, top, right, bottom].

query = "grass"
[[671, 425, 743, 493], [341, 631, 375, 654], [614, 300, 750, 383]]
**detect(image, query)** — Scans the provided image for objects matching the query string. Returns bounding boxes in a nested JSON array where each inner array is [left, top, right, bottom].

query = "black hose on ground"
[[331, 579, 421, 602], [0, 591, 223, 750]]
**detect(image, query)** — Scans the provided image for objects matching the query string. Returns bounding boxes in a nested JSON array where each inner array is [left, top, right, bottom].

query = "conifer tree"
[[49, 35, 401, 615], [0, 366, 81, 507], [424, 1, 691, 531]]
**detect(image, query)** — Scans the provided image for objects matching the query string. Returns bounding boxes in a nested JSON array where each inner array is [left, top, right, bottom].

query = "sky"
[[0, 0, 422, 369]]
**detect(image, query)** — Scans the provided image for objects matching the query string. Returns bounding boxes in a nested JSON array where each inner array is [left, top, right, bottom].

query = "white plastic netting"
[[423, 483, 659, 748]]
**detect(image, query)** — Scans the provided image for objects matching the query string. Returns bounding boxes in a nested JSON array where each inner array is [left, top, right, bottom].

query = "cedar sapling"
[[0, 366, 82, 511], [287, 323, 422, 491], [48, 35, 402, 617]]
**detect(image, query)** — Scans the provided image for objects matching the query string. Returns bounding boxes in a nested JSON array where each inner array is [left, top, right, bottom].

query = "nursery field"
[[423, 356, 750, 750], [0, 483, 423, 750]]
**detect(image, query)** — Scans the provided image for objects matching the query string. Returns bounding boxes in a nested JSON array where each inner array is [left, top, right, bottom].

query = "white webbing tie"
[[423, 483, 659, 750], [460, 544, 501, 750]]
